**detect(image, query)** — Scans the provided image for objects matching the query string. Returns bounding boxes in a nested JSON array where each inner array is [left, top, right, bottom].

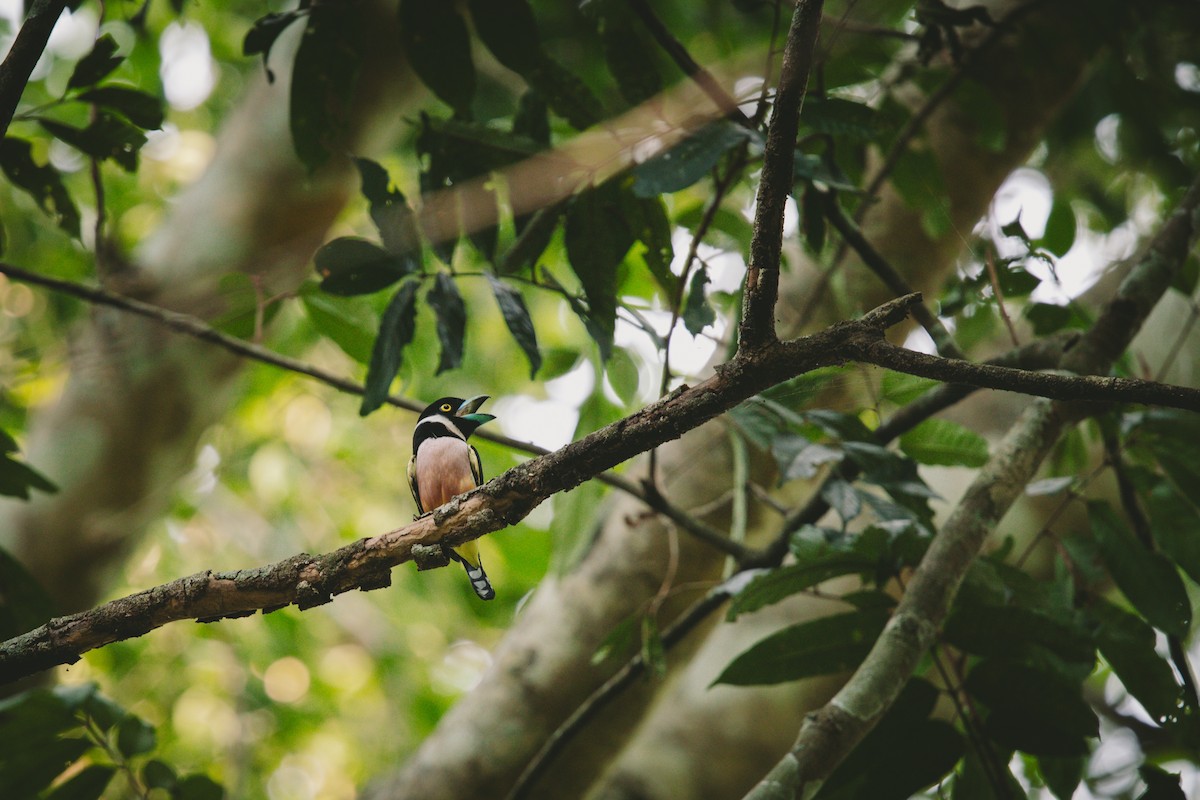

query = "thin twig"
[[984, 246, 1021, 347]]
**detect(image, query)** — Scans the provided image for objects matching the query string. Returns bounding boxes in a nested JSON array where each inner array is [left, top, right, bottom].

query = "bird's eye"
[[440, 403, 453, 412]]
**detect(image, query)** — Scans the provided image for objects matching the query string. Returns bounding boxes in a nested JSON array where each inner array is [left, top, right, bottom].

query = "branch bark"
[[743, 173, 1200, 799], [0, 0, 67, 138]]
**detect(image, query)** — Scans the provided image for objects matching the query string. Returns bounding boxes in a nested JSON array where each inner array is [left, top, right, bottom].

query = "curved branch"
[[0, 294, 920, 685], [0, 0, 68, 138]]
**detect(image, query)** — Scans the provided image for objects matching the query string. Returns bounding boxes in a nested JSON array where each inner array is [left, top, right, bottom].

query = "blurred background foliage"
[[1, 0, 1200, 798]]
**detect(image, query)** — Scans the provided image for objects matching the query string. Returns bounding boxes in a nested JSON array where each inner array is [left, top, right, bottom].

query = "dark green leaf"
[[142, 760, 177, 790], [564, 184, 633, 358], [1145, 487, 1200, 587], [1037, 756, 1084, 800], [994, 263, 1041, 297], [641, 615, 667, 679], [1137, 765, 1186, 800], [682, 266, 716, 336], [299, 286, 377, 364], [953, 750, 1027, 800], [1040, 199, 1077, 257], [821, 479, 862, 526], [0, 452, 58, 500], [899, 419, 989, 467], [399, 0, 475, 117], [803, 96, 881, 141], [0, 547, 57, 640], [943, 597, 1094, 667], [243, 10, 306, 81], [890, 144, 948, 237], [632, 122, 752, 197], [43, 764, 115, 800], [315, 238, 411, 296], [115, 714, 156, 757], [76, 87, 164, 130], [776, 441, 843, 481], [486, 275, 541, 378], [0, 686, 85, 744], [173, 774, 225, 800], [966, 660, 1098, 756], [727, 553, 877, 620], [360, 281, 420, 416], [714, 607, 889, 686], [599, 19, 661, 107], [467, 0, 543, 76], [0, 736, 91, 797], [512, 90, 550, 146], [1023, 302, 1089, 335], [622, 195, 677, 298], [1090, 599, 1181, 722], [1089, 500, 1191, 637], [793, 153, 861, 192], [815, 680, 965, 800], [523, 57, 604, 130], [592, 614, 639, 665], [37, 112, 146, 172], [67, 34, 123, 89], [801, 184, 827, 253], [353, 158, 423, 262], [427, 273, 466, 374], [0, 137, 81, 235], [290, 8, 360, 170]]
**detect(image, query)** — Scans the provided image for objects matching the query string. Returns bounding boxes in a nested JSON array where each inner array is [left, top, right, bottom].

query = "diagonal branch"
[[0, 294, 920, 685], [743, 173, 1200, 799], [738, 0, 824, 351], [0, 0, 68, 138]]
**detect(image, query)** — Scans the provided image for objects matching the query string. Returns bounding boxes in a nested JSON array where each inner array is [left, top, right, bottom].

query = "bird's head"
[[419, 395, 496, 438]]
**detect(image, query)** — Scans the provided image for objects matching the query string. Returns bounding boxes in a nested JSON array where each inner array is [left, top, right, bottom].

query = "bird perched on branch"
[[408, 395, 497, 600]]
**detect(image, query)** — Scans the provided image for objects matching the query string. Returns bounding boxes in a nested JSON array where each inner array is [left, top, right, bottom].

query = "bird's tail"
[[448, 542, 496, 601]]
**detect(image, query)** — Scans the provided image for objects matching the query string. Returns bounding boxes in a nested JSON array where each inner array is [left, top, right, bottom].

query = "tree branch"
[[0, 294, 920, 684], [738, 0, 824, 351], [743, 173, 1200, 799], [0, 0, 67, 138]]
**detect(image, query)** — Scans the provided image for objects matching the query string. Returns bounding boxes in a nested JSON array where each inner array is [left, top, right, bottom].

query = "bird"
[[408, 395, 497, 600]]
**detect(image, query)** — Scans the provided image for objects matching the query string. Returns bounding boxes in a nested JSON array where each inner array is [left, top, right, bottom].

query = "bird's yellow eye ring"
[[440, 403, 453, 412]]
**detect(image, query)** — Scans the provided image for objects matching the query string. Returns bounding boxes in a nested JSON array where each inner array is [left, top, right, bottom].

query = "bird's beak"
[[457, 395, 495, 426]]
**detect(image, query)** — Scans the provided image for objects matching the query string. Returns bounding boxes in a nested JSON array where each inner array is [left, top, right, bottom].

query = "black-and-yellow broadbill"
[[407, 395, 497, 600]]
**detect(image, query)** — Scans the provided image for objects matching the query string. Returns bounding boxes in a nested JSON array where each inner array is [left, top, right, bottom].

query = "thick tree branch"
[[739, 0, 824, 351], [744, 173, 1200, 799], [0, 0, 67, 138], [0, 294, 919, 684]]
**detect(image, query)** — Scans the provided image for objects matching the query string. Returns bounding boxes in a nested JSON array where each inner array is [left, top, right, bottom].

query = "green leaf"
[[67, 34, 123, 89], [890, 144, 948, 238], [486, 275, 541, 378], [1040, 199, 1077, 257], [37, 111, 147, 172], [0, 137, 79, 235], [1089, 500, 1191, 637], [290, 8, 361, 170], [299, 286, 377, 364], [821, 479, 862, 526], [802, 96, 882, 141], [115, 714, 156, 757], [173, 774, 225, 800], [243, 10, 307, 82], [801, 184, 827, 253], [682, 266, 716, 336], [315, 238, 411, 296], [564, 184, 634, 358], [899, 419, 989, 467], [1037, 757, 1084, 800], [606, 348, 639, 405], [0, 547, 57, 640], [0, 452, 58, 500], [75, 87, 164, 130], [814, 680, 965, 800], [512, 90, 550, 146], [880, 371, 939, 405], [622, 195, 677, 298], [641, 615, 667, 679], [360, 281, 420, 416], [1090, 599, 1181, 722], [632, 121, 752, 197], [142, 759, 177, 790], [966, 659, 1098, 756], [353, 158, 423, 262], [942, 596, 1094, 668], [399, 0, 475, 117], [727, 553, 877, 620], [0, 736, 91, 797], [44, 764, 115, 800], [522, 57, 604, 130], [427, 273, 466, 374], [774, 439, 843, 481], [1137, 765, 1186, 800], [714, 607, 889, 686], [0, 687, 83, 744], [592, 614, 639, 665], [598, 18, 661, 107], [1145, 487, 1200, 587], [467, 0, 543, 76]]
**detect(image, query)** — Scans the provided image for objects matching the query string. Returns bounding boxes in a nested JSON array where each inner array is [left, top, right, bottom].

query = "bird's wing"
[[406, 453, 424, 514], [468, 445, 484, 487]]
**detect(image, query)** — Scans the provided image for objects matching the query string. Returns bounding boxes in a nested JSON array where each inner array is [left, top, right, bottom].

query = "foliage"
[[1, 0, 1199, 798]]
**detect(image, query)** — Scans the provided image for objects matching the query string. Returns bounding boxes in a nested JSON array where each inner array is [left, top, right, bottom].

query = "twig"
[[0, 0, 69, 138], [739, 0, 825, 351], [984, 247, 1021, 347], [0, 261, 749, 561]]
